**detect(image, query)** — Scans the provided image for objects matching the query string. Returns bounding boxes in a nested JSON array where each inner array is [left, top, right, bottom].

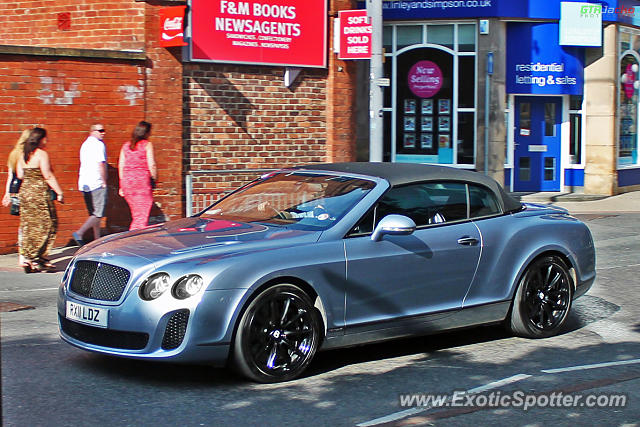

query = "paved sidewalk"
[[518, 190, 640, 213], [1, 191, 638, 271]]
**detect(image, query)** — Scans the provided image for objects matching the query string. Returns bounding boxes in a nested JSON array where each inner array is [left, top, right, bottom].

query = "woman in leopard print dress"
[[17, 127, 64, 272]]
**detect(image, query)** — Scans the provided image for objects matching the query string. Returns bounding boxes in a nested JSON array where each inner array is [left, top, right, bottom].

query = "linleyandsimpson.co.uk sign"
[[190, 0, 327, 67]]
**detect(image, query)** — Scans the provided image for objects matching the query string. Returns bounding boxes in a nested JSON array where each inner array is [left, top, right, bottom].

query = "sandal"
[[22, 260, 42, 274], [36, 259, 55, 272]]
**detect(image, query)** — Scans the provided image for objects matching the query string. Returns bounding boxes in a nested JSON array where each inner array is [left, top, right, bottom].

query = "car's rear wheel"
[[233, 284, 322, 382], [509, 255, 573, 338]]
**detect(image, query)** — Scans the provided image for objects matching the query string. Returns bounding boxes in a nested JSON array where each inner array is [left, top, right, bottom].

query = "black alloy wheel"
[[509, 255, 573, 338], [233, 284, 322, 382]]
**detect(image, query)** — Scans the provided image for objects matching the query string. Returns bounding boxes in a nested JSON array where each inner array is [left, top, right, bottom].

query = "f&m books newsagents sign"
[[190, 0, 327, 67]]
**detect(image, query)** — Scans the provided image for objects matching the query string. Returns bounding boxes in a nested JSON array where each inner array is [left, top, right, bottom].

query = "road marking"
[[465, 373, 532, 394], [597, 263, 640, 270], [0, 287, 58, 292], [541, 358, 640, 374], [356, 373, 531, 427]]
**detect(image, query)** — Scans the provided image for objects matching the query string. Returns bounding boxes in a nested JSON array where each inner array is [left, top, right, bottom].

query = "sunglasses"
[[96, 129, 105, 132]]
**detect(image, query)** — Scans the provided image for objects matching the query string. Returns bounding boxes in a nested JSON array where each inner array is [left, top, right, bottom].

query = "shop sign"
[[365, 0, 637, 24], [407, 60, 442, 98], [338, 10, 372, 60], [507, 23, 584, 95], [160, 6, 188, 47], [190, 0, 327, 68], [559, 2, 602, 47]]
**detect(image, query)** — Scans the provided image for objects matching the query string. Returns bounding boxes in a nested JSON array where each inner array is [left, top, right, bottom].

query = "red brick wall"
[[0, 55, 146, 254], [0, 0, 145, 51], [183, 64, 329, 200]]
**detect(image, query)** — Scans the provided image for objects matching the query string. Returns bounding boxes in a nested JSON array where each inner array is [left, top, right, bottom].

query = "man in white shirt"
[[73, 124, 107, 245]]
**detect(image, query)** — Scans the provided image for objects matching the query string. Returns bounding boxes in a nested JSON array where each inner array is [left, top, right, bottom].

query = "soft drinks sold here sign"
[[190, 0, 327, 68], [338, 10, 372, 60]]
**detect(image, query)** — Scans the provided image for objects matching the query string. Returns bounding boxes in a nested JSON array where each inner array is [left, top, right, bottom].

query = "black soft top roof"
[[297, 162, 523, 213]]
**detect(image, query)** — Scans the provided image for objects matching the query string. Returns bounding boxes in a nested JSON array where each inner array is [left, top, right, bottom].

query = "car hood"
[[75, 217, 321, 265]]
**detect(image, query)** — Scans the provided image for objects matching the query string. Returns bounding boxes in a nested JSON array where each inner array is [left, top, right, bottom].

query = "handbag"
[[49, 189, 57, 201], [9, 174, 21, 194], [9, 196, 19, 216]]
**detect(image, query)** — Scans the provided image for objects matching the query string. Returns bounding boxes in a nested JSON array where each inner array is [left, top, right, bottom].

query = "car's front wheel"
[[233, 284, 322, 382], [509, 255, 573, 338]]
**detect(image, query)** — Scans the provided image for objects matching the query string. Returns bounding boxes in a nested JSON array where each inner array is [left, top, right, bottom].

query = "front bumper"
[[58, 285, 247, 366]]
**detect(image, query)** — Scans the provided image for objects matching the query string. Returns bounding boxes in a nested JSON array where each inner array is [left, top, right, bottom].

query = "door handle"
[[457, 236, 479, 246]]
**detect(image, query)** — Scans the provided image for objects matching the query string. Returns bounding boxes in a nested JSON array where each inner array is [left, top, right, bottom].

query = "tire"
[[509, 255, 574, 338], [233, 284, 322, 383]]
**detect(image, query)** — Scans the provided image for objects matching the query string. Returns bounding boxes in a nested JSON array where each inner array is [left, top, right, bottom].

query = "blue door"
[[514, 96, 562, 192]]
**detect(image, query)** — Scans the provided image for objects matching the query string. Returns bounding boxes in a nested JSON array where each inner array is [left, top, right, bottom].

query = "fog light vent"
[[161, 309, 189, 350]]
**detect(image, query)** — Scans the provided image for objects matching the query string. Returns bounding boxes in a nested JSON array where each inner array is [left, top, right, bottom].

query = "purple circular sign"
[[408, 60, 443, 98]]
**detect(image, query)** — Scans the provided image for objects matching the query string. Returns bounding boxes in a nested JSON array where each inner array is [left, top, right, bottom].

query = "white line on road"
[[541, 358, 640, 374], [0, 287, 58, 292], [465, 373, 532, 394], [597, 263, 640, 270], [356, 373, 531, 427]]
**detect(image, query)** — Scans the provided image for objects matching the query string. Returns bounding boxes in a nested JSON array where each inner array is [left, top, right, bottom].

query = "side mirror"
[[371, 214, 416, 242]]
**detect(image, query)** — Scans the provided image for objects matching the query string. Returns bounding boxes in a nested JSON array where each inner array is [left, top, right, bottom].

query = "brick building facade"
[[0, 0, 359, 254]]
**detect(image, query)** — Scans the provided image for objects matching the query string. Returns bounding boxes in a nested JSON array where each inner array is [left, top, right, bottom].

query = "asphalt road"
[[2, 213, 640, 426]]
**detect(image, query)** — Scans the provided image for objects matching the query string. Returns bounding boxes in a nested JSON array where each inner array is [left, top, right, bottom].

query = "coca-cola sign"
[[160, 6, 187, 47], [408, 60, 443, 98]]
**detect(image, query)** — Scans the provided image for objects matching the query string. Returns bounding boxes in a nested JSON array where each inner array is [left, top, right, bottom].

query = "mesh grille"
[[59, 315, 149, 350], [70, 261, 131, 301], [161, 309, 190, 350]]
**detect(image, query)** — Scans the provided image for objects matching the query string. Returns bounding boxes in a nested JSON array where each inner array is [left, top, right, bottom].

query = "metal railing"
[[185, 169, 276, 217]]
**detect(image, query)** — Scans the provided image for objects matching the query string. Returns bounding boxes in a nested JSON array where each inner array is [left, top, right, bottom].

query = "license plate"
[[66, 301, 108, 328]]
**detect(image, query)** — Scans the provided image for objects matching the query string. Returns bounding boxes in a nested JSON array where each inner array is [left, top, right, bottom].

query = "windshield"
[[200, 172, 376, 230]]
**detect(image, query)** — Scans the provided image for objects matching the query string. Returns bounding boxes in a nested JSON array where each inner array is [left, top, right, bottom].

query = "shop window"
[[457, 112, 475, 165], [458, 56, 475, 108], [570, 95, 583, 110], [427, 25, 454, 49], [569, 113, 582, 164], [383, 26, 393, 51], [569, 95, 583, 165], [397, 26, 422, 49], [387, 22, 476, 166], [544, 103, 556, 136], [458, 24, 475, 52], [619, 53, 639, 166]]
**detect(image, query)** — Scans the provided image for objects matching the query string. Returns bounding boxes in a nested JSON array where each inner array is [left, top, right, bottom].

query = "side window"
[[375, 182, 468, 228], [424, 182, 468, 222], [349, 207, 376, 235], [375, 184, 434, 227], [469, 185, 501, 218]]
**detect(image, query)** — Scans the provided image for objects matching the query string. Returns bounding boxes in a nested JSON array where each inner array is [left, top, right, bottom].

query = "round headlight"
[[172, 275, 204, 299], [140, 273, 170, 300]]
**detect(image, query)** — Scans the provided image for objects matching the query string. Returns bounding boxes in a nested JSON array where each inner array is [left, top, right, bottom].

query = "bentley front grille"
[[69, 260, 131, 302]]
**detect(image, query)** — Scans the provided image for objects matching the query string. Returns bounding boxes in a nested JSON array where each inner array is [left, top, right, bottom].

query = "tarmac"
[[0, 190, 638, 271]]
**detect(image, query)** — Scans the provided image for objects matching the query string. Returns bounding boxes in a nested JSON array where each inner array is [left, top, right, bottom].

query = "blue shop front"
[[374, 0, 640, 194]]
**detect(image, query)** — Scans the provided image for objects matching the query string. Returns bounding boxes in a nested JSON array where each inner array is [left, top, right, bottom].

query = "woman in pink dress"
[[118, 121, 157, 230]]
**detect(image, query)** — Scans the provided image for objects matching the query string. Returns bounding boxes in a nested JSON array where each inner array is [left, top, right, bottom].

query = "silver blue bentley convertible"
[[58, 162, 596, 382]]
